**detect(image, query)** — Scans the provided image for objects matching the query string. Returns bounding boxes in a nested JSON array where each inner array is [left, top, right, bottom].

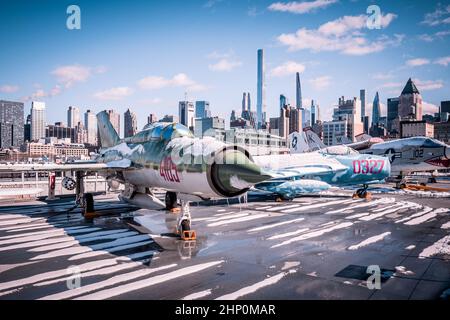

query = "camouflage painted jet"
[[252, 145, 391, 200], [0, 111, 270, 236]]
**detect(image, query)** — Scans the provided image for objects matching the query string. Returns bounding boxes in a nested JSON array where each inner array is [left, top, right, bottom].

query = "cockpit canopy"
[[124, 122, 194, 144], [318, 145, 359, 155]]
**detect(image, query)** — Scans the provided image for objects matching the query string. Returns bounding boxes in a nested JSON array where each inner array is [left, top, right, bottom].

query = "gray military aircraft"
[[360, 136, 450, 185], [0, 111, 270, 237]]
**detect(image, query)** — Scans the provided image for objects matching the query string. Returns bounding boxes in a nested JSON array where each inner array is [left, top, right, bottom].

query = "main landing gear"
[[165, 191, 196, 241], [74, 171, 96, 220], [353, 184, 372, 200]]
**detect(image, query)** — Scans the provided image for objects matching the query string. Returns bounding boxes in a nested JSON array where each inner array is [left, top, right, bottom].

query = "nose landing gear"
[[353, 184, 372, 200]]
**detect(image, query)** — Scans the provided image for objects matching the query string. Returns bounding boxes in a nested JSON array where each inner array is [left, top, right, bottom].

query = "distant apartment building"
[[0, 100, 24, 148], [25, 138, 88, 160], [387, 97, 400, 134], [195, 101, 211, 119], [46, 122, 75, 143], [400, 120, 434, 138], [105, 109, 120, 136], [323, 96, 363, 145], [194, 117, 225, 141], [179, 101, 195, 130], [31, 101, 46, 141], [67, 106, 80, 128], [398, 78, 423, 121], [124, 108, 138, 138], [147, 113, 158, 124], [84, 110, 98, 145], [434, 121, 450, 143], [279, 104, 302, 138], [159, 114, 179, 123]]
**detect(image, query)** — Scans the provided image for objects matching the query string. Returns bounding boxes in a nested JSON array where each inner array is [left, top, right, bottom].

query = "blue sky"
[[1, 0, 449, 135]]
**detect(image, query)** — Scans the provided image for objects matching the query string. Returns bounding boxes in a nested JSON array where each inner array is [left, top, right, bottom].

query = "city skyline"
[[1, 0, 449, 132]]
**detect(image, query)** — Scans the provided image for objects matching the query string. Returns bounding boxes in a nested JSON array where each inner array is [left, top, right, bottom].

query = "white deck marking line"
[[266, 204, 301, 211], [208, 212, 251, 222], [248, 217, 305, 232], [347, 232, 391, 250], [271, 222, 354, 248], [0, 258, 120, 293], [395, 207, 433, 224], [359, 202, 421, 221], [0, 227, 101, 246], [441, 221, 450, 229], [74, 260, 223, 300], [418, 235, 450, 259], [182, 289, 212, 300], [207, 213, 272, 227], [281, 199, 354, 213], [254, 206, 273, 210], [404, 208, 448, 226], [68, 240, 154, 261], [215, 271, 289, 300], [213, 211, 236, 217], [29, 231, 139, 253], [326, 198, 395, 214], [267, 228, 310, 240]]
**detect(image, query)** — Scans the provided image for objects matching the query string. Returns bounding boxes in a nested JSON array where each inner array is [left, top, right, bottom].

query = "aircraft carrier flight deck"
[[0, 184, 449, 300]]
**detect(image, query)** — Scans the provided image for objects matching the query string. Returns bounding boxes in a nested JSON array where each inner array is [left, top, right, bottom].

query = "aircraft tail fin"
[[97, 111, 120, 148], [303, 127, 326, 151], [289, 131, 310, 154]]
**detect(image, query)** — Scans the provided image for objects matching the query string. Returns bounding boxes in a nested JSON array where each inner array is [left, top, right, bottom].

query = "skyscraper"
[[296, 72, 302, 109], [280, 94, 287, 109], [311, 100, 317, 125], [0, 100, 24, 148], [105, 109, 120, 136], [195, 101, 211, 118], [31, 101, 46, 141], [179, 101, 195, 129], [84, 110, 97, 145], [256, 49, 266, 129], [360, 89, 366, 118], [398, 78, 423, 121], [242, 93, 249, 113], [387, 97, 400, 133], [372, 91, 381, 126], [124, 108, 138, 138], [67, 106, 80, 128]]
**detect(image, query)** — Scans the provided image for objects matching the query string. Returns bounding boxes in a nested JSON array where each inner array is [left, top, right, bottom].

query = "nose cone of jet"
[[211, 150, 272, 197]]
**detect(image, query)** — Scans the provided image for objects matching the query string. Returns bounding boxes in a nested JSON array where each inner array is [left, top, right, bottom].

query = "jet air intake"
[[208, 146, 271, 198]]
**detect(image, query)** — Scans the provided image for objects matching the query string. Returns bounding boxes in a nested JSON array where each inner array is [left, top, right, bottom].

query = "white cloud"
[[208, 59, 242, 72], [406, 58, 430, 67], [0, 85, 19, 93], [51, 65, 92, 88], [277, 13, 399, 55], [372, 72, 394, 80], [94, 87, 134, 100], [421, 4, 450, 26], [414, 79, 444, 91], [269, 61, 305, 77], [138, 73, 206, 92], [268, 0, 337, 14], [434, 56, 450, 66], [378, 82, 403, 89], [308, 76, 331, 90], [418, 30, 450, 42], [422, 101, 439, 115]]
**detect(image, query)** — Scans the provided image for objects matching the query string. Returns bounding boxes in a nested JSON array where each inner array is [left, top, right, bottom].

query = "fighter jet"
[[0, 111, 270, 237], [360, 136, 450, 185], [252, 145, 391, 200]]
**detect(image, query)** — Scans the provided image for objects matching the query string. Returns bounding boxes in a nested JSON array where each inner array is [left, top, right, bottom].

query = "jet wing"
[[0, 159, 133, 172], [267, 164, 347, 180]]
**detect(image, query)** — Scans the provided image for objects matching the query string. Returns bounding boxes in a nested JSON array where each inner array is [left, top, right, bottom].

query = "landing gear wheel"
[[181, 219, 191, 232], [165, 191, 178, 210], [82, 193, 94, 219]]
